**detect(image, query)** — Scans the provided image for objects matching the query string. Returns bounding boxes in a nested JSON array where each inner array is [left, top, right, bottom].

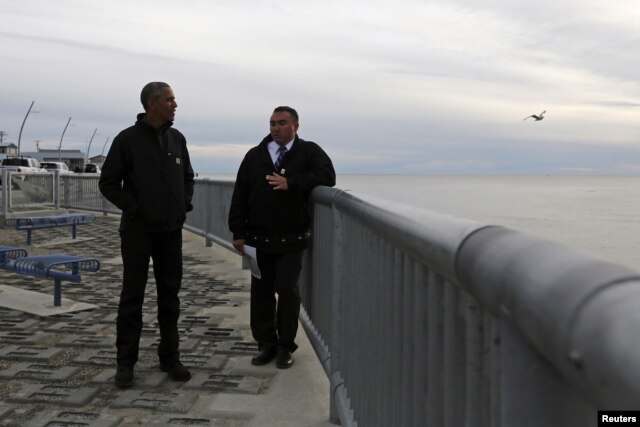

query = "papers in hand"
[[243, 245, 261, 279]]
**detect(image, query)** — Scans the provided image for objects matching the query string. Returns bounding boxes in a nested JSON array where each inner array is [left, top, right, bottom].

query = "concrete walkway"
[[0, 214, 333, 427]]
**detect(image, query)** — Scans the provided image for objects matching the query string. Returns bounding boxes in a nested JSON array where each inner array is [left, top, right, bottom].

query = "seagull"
[[523, 110, 546, 121]]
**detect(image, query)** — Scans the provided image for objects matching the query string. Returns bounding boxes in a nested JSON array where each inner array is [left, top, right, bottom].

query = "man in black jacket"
[[99, 82, 195, 388], [229, 106, 335, 368]]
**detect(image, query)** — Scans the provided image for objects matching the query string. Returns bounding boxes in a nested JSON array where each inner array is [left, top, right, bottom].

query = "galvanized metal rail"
[[2, 175, 639, 426]]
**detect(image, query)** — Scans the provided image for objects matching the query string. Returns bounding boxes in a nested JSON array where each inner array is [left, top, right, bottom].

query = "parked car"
[[40, 161, 73, 174], [0, 156, 44, 173], [83, 163, 101, 174], [0, 156, 47, 185]]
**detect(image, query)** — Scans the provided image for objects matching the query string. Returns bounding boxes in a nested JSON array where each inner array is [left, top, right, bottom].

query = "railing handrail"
[[312, 185, 640, 411], [3, 175, 638, 425]]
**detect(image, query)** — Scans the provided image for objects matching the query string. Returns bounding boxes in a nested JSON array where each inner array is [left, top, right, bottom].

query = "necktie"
[[275, 146, 287, 170]]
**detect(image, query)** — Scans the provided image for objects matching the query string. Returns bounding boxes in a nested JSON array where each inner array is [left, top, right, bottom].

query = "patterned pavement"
[[0, 214, 331, 426]]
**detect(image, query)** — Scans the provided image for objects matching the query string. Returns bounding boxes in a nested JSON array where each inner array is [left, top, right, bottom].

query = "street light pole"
[[58, 117, 72, 162], [101, 136, 110, 157], [17, 101, 35, 156], [86, 128, 98, 162]]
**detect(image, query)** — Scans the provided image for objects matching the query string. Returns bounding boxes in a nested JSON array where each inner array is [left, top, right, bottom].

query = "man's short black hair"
[[273, 106, 298, 123], [141, 82, 170, 111]]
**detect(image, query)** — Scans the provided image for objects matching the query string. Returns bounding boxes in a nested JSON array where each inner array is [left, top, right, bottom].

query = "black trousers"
[[251, 250, 303, 353], [116, 228, 183, 367]]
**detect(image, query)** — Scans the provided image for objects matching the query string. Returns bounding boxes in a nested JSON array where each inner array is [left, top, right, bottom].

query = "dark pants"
[[116, 229, 183, 367], [251, 250, 303, 353]]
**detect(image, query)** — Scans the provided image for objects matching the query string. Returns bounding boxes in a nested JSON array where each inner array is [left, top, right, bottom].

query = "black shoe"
[[251, 348, 276, 366], [160, 361, 192, 382], [115, 365, 133, 388], [276, 350, 293, 369]]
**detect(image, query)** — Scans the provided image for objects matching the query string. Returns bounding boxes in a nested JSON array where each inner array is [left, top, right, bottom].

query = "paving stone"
[[44, 321, 106, 335], [140, 337, 199, 352], [0, 363, 80, 381], [99, 313, 118, 324], [180, 314, 217, 325], [214, 341, 258, 356], [142, 313, 158, 324], [6, 384, 100, 406], [45, 310, 95, 322], [0, 405, 14, 423], [0, 345, 64, 362], [82, 295, 118, 308], [0, 331, 53, 345], [182, 305, 205, 315], [185, 373, 268, 394], [146, 414, 250, 426], [24, 410, 123, 427], [57, 334, 115, 348], [0, 317, 38, 331], [183, 297, 232, 307], [73, 349, 116, 366], [179, 353, 228, 371], [90, 368, 167, 388], [111, 389, 198, 413], [188, 326, 243, 341]]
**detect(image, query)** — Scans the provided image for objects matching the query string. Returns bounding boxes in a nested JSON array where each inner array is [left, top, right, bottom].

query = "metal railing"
[[2, 175, 638, 426]]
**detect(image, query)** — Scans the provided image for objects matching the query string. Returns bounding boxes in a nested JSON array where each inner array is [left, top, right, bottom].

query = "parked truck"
[[0, 156, 47, 186]]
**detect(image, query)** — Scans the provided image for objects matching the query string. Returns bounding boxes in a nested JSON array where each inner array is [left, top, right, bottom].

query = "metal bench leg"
[[54, 278, 62, 307], [72, 224, 77, 239], [27, 230, 33, 245]]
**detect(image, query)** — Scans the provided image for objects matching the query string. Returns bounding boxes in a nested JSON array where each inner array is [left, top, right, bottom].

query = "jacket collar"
[[136, 113, 173, 133], [260, 134, 302, 151]]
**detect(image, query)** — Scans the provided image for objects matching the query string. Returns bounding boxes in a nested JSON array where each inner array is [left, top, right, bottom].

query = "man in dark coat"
[[99, 82, 195, 388], [228, 106, 336, 368]]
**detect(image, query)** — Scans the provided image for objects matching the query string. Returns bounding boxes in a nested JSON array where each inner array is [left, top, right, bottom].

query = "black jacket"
[[228, 135, 336, 253], [99, 113, 195, 232]]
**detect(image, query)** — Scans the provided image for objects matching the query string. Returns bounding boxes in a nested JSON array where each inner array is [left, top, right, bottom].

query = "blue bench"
[[0, 246, 100, 307], [5, 213, 96, 245], [0, 245, 28, 267]]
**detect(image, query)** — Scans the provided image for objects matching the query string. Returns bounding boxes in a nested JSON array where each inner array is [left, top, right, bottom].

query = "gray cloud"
[[0, 1, 637, 174]]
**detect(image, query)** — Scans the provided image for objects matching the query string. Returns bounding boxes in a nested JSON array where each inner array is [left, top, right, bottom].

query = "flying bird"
[[523, 110, 546, 121]]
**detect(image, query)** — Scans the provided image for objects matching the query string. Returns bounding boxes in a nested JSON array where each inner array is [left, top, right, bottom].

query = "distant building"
[[0, 143, 18, 156], [22, 149, 86, 171], [89, 154, 106, 166]]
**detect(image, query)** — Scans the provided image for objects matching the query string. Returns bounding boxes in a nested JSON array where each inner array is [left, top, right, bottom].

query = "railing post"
[[53, 170, 61, 210], [2, 169, 8, 218], [62, 175, 70, 209], [329, 205, 344, 425], [205, 180, 213, 247]]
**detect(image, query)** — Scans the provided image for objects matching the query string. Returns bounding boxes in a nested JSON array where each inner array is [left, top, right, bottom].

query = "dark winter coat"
[[228, 135, 335, 253], [99, 113, 195, 232]]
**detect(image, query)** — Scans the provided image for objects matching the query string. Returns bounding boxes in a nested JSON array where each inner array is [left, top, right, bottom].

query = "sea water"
[[201, 174, 639, 271], [339, 174, 639, 271]]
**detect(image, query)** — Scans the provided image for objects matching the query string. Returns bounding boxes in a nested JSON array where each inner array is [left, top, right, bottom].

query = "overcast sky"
[[1, 0, 638, 175]]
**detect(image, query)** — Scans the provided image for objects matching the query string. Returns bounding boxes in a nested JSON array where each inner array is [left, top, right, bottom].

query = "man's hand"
[[233, 239, 246, 255], [266, 173, 288, 190]]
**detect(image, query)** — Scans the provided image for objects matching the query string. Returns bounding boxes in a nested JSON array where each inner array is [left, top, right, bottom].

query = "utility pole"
[[0, 131, 7, 144]]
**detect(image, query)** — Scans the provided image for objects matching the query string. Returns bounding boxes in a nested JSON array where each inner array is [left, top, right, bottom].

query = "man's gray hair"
[[140, 82, 170, 111]]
